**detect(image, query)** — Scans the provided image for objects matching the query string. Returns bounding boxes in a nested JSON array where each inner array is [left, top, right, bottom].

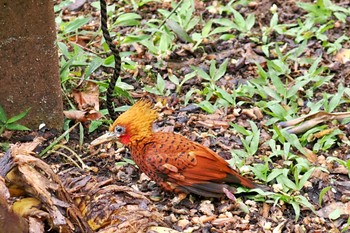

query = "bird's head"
[[91, 99, 158, 146]]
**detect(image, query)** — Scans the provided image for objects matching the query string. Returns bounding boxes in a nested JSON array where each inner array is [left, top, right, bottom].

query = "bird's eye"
[[114, 126, 125, 135]]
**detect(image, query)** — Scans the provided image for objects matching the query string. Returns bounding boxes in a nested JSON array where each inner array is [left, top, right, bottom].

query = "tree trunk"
[[0, 0, 63, 130]]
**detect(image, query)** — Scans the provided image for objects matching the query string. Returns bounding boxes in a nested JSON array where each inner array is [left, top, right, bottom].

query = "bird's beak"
[[90, 132, 118, 146]]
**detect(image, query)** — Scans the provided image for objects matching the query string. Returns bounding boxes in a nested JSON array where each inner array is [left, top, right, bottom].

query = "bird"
[[91, 99, 263, 198]]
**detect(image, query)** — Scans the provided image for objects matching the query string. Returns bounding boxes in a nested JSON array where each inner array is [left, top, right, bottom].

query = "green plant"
[[327, 156, 350, 178], [323, 35, 349, 54], [158, 0, 199, 34], [125, 0, 158, 11], [230, 123, 317, 221], [230, 121, 260, 158], [212, 8, 255, 36], [0, 106, 30, 135], [342, 216, 350, 232], [143, 73, 170, 96], [297, 0, 350, 24], [168, 73, 196, 93], [57, 16, 92, 41], [190, 59, 235, 112], [138, 0, 199, 55]]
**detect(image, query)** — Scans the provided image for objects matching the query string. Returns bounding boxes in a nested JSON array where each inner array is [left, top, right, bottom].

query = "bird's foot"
[[223, 187, 236, 201]]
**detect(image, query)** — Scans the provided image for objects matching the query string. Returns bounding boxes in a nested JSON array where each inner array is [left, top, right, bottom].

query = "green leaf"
[[6, 123, 30, 131], [115, 13, 141, 26], [270, 13, 278, 27], [84, 56, 103, 79], [89, 120, 103, 133], [216, 87, 234, 105], [230, 123, 250, 136], [278, 175, 297, 190], [202, 20, 212, 37], [209, 60, 217, 79], [212, 18, 234, 27], [210, 27, 233, 35], [63, 17, 91, 34], [291, 200, 301, 221], [329, 209, 342, 220], [266, 168, 283, 182], [219, 34, 235, 40], [255, 63, 268, 83], [196, 101, 216, 114], [79, 122, 84, 147], [296, 195, 315, 212], [318, 186, 331, 206], [215, 59, 228, 81], [0, 105, 7, 123], [166, 19, 193, 43], [263, 86, 282, 101], [270, 73, 286, 98], [7, 108, 30, 124], [123, 35, 149, 44], [298, 167, 315, 189], [191, 66, 211, 81], [245, 14, 255, 31], [156, 74, 165, 94], [232, 9, 246, 31], [168, 74, 179, 86], [184, 89, 197, 105], [328, 83, 345, 112], [180, 72, 196, 86], [57, 41, 70, 58]]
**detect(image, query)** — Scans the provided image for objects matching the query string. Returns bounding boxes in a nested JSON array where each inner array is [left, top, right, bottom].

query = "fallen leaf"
[[63, 109, 102, 122], [66, 82, 102, 122], [316, 202, 350, 219], [147, 226, 180, 233], [278, 111, 350, 134], [334, 48, 350, 64], [72, 82, 100, 111], [1, 141, 92, 232], [303, 147, 318, 163], [12, 197, 46, 218]]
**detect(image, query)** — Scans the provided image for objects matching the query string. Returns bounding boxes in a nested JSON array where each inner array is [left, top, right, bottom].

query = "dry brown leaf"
[[334, 48, 350, 64], [332, 165, 349, 175], [241, 108, 260, 120], [278, 111, 350, 134], [0, 186, 29, 233], [10, 137, 45, 157], [65, 82, 103, 122], [62, 174, 165, 232], [147, 226, 181, 233], [63, 109, 102, 122], [303, 147, 318, 163], [1, 141, 93, 233], [316, 202, 350, 219], [12, 197, 47, 218], [72, 82, 100, 111], [312, 127, 337, 139], [243, 43, 266, 65], [262, 202, 270, 218], [28, 217, 44, 233]]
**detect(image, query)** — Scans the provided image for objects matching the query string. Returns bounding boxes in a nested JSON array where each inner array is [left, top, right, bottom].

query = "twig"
[[39, 122, 80, 157]]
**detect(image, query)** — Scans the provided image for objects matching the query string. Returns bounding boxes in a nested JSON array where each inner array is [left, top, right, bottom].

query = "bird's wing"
[[142, 133, 255, 197]]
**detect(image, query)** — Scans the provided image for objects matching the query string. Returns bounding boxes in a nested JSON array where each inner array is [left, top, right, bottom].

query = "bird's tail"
[[225, 172, 269, 191]]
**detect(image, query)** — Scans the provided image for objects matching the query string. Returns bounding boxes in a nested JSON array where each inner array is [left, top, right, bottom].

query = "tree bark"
[[0, 0, 63, 130]]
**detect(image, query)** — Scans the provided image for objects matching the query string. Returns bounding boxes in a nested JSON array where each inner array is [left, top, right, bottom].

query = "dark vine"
[[99, 0, 120, 121]]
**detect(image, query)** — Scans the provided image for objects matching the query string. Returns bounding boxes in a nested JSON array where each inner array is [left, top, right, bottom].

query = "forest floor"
[[1, 0, 350, 232]]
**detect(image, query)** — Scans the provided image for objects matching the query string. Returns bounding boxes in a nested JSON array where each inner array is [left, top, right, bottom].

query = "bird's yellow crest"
[[109, 99, 158, 143]]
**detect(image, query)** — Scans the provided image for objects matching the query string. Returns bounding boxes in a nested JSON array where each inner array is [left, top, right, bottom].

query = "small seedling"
[[0, 106, 30, 135]]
